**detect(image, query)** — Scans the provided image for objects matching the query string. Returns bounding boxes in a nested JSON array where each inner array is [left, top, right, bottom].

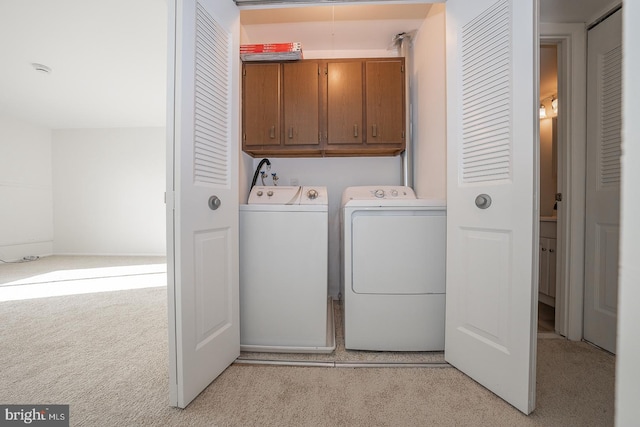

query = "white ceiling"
[[241, 4, 430, 51], [0, 0, 168, 129], [0, 0, 615, 130]]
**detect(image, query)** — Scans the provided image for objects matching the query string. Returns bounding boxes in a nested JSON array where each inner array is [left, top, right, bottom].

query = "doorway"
[[583, 7, 622, 354], [538, 43, 559, 333]]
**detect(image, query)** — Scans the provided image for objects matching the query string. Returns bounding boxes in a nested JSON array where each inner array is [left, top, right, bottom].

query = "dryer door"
[[351, 209, 446, 294]]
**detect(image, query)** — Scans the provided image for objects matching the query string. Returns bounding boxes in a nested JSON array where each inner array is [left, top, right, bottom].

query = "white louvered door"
[[584, 9, 622, 354], [445, 0, 538, 414], [167, 0, 240, 408]]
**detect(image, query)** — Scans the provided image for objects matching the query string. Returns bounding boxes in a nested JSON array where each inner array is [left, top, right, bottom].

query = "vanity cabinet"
[[242, 58, 405, 157], [539, 219, 557, 307]]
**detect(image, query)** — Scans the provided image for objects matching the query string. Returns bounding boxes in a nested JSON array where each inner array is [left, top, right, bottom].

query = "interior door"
[[583, 8, 622, 354], [445, 0, 538, 415], [167, 0, 240, 408]]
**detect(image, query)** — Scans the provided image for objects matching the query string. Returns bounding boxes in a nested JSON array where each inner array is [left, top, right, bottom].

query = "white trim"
[[587, 1, 622, 28], [540, 23, 586, 342]]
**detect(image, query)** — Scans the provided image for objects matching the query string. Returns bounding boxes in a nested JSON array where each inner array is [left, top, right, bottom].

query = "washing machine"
[[239, 185, 334, 353], [341, 186, 446, 351]]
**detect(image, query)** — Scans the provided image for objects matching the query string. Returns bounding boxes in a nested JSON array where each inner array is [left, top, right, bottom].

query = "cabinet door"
[[242, 63, 280, 147], [326, 61, 363, 145], [283, 62, 320, 146], [365, 59, 405, 144], [539, 238, 550, 296], [547, 238, 557, 297], [538, 237, 557, 300]]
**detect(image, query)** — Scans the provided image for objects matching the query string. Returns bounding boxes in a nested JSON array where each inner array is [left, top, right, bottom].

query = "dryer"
[[341, 186, 446, 351], [239, 185, 334, 353]]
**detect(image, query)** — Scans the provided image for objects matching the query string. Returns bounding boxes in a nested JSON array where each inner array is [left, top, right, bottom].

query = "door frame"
[[539, 23, 586, 341]]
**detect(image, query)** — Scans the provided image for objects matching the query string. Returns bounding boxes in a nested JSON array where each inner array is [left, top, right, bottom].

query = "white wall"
[[52, 128, 166, 255], [0, 117, 54, 260], [539, 117, 557, 217], [616, 1, 640, 423], [412, 3, 447, 200]]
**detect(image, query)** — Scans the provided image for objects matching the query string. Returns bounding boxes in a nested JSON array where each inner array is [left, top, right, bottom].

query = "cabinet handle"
[[288, 127, 293, 139], [354, 124, 358, 137], [372, 124, 378, 137], [269, 126, 275, 139]]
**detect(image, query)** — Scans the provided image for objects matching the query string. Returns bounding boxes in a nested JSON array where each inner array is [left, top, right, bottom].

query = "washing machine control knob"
[[256, 190, 263, 197], [267, 190, 274, 197], [374, 189, 385, 198], [390, 189, 398, 197], [307, 189, 318, 200]]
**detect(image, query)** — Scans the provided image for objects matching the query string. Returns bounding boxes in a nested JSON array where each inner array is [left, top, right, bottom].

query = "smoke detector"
[[31, 63, 52, 74]]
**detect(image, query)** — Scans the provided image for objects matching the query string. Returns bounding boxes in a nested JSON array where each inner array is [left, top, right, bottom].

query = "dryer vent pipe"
[[393, 31, 415, 189]]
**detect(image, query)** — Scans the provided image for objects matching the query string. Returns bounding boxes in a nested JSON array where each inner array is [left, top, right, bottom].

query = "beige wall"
[[412, 3, 447, 201], [539, 117, 557, 217]]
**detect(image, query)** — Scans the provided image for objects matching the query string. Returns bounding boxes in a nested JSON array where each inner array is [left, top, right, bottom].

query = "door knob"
[[208, 195, 221, 211], [475, 194, 492, 209]]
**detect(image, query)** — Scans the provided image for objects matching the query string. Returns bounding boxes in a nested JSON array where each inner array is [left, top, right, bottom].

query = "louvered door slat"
[[193, 2, 230, 187], [461, 0, 512, 183], [599, 45, 622, 186]]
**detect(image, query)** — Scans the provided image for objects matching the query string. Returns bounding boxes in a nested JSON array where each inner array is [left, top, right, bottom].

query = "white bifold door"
[[167, 0, 539, 415], [167, 0, 240, 408], [445, 0, 539, 415], [583, 8, 622, 355]]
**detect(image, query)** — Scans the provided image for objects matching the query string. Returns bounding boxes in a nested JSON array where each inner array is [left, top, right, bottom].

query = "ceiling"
[[241, 4, 430, 52], [0, 0, 615, 130]]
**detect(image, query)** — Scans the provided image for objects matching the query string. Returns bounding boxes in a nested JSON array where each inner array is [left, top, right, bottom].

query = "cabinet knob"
[[541, 248, 547, 252], [549, 249, 555, 253]]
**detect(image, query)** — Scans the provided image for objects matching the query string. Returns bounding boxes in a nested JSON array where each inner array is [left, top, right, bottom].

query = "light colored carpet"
[[0, 256, 615, 426]]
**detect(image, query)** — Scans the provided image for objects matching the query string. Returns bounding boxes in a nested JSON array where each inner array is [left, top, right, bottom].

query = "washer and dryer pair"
[[341, 186, 447, 352], [239, 185, 335, 353], [239, 184, 446, 353]]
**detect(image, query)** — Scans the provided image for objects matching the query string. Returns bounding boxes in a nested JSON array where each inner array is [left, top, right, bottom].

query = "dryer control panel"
[[341, 186, 416, 205]]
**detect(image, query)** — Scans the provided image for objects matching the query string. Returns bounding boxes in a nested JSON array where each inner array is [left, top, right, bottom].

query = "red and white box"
[[240, 42, 303, 61]]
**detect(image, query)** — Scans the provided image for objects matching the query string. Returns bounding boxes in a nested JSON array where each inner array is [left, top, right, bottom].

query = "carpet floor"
[[0, 256, 616, 426]]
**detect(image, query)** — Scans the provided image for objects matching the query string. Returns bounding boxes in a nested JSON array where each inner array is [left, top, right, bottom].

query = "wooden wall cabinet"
[[243, 61, 321, 156], [326, 61, 364, 146], [242, 63, 281, 148], [283, 61, 321, 148], [365, 60, 405, 145], [242, 57, 405, 157]]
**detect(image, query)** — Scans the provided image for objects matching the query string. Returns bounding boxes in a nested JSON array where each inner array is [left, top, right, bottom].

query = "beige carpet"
[[0, 256, 616, 426]]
